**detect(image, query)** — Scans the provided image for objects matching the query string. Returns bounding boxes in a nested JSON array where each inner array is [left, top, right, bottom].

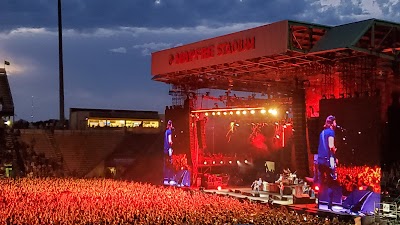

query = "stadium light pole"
[[58, 0, 65, 127]]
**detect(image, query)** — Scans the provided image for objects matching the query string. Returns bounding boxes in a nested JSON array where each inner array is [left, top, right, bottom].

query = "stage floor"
[[203, 187, 294, 205], [203, 187, 354, 218]]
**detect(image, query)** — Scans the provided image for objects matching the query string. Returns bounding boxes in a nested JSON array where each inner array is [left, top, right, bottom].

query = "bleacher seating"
[[19, 130, 57, 159], [54, 130, 124, 177], [19, 129, 164, 178]]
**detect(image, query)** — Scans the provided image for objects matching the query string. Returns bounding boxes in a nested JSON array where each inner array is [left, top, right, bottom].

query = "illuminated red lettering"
[[217, 43, 224, 56], [189, 50, 196, 61], [209, 45, 215, 57], [244, 37, 255, 50], [168, 37, 255, 66], [225, 43, 232, 54], [231, 40, 238, 53], [237, 40, 243, 52], [168, 54, 174, 65]]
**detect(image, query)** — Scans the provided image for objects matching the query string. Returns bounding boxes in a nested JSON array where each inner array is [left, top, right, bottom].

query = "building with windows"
[[69, 108, 161, 130]]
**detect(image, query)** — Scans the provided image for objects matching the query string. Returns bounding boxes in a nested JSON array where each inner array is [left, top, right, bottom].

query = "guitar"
[[329, 148, 337, 180]]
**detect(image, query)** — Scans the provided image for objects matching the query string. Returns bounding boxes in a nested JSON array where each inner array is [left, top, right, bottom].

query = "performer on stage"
[[317, 115, 337, 210], [164, 120, 174, 184]]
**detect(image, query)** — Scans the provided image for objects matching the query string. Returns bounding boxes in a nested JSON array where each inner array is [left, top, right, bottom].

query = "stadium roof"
[[151, 19, 400, 94]]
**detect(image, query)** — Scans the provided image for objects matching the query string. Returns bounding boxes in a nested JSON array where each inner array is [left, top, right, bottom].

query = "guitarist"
[[317, 115, 337, 210]]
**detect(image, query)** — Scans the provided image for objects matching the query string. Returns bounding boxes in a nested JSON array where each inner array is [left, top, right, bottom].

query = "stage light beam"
[[268, 108, 278, 116]]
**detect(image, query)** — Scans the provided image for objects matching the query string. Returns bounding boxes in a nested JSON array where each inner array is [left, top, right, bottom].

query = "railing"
[[374, 202, 398, 224]]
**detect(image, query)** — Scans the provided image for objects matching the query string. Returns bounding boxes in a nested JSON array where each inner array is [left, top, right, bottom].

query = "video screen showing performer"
[[163, 120, 175, 185], [317, 97, 381, 214]]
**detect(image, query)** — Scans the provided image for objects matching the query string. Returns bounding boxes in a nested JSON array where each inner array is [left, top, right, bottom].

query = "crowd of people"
[[336, 165, 381, 194], [0, 178, 354, 225]]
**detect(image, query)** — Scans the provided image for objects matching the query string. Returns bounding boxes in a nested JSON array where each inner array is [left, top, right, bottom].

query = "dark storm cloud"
[[2, 0, 400, 121], [1, 23, 260, 120], [375, 0, 400, 18], [1, 0, 329, 30], [1, 0, 398, 31]]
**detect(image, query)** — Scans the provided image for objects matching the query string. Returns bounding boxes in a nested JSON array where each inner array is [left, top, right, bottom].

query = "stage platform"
[[203, 187, 295, 205], [203, 186, 356, 221]]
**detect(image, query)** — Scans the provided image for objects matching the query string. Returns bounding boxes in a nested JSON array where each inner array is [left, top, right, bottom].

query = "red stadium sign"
[[168, 37, 256, 65], [151, 20, 289, 75]]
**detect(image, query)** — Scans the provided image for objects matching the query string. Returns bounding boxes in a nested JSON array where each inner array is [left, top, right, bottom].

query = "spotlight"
[[205, 112, 209, 116], [236, 160, 240, 164], [260, 109, 266, 114], [244, 160, 248, 164], [269, 109, 277, 116], [236, 111, 241, 115], [275, 135, 280, 139], [204, 161, 207, 165], [223, 112, 227, 115], [217, 186, 222, 191], [250, 110, 255, 114], [217, 112, 221, 116], [220, 161, 223, 164], [229, 161, 232, 164], [212, 112, 216, 116], [213, 161, 216, 164], [242, 111, 247, 115], [229, 111, 234, 115]]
